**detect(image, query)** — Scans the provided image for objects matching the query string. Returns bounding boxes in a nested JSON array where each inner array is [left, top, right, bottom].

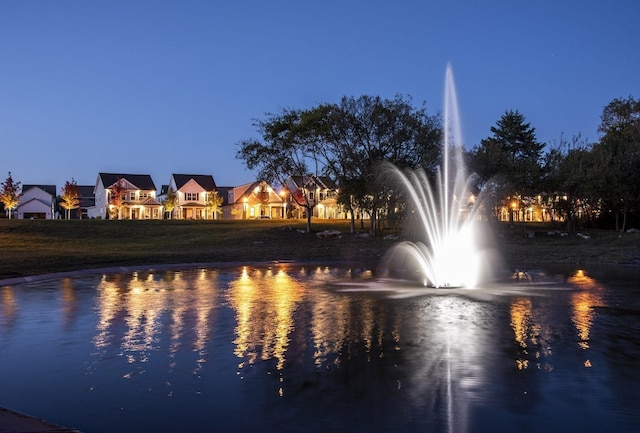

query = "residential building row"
[[11, 172, 342, 220]]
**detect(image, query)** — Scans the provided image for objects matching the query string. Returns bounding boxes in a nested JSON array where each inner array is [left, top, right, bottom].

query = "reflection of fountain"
[[381, 64, 484, 288]]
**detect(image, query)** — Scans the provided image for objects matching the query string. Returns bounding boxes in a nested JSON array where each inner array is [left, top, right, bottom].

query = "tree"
[[60, 178, 80, 220], [468, 110, 544, 220], [541, 134, 592, 232], [0, 172, 21, 219], [108, 177, 128, 220], [204, 191, 223, 220], [592, 96, 640, 231], [301, 95, 441, 234], [237, 96, 442, 234], [162, 186, 178, 219], [237, 108, 319, 232]]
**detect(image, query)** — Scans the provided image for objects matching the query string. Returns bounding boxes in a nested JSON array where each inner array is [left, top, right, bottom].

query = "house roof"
[[288, 174, 337, 191], [140, 197, 162, 206], [216, 186, 233, 206], [77, 186, 94, 198], [17, 197, 52, 209], [22, 184, 57, 197], [172, 174, 216, 191], [98, 173, 156, 191]]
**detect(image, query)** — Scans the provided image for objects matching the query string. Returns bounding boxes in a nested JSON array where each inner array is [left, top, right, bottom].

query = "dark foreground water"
[[1, 265, 639, 433]]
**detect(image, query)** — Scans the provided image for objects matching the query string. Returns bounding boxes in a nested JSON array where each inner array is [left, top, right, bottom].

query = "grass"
[[0, 219, 638, 280]]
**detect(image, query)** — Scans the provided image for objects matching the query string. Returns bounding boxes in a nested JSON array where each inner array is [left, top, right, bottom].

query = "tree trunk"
[[348, 207, 356, 234], [306, 205, 313, 233]]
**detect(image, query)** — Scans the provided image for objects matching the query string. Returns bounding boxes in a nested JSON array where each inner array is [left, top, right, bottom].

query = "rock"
[[627, 228, 640, 233], [316, 230, 342, 239], [383, 234, 399, 240]]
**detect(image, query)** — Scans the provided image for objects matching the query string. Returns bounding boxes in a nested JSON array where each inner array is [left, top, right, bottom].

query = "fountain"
[[381, 64, 484, 288]]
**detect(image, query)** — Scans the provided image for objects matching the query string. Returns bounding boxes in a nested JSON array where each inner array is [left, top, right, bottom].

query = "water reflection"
[[0, 286, 17, 330], [1, 266, 638, 433], [568, 270, 604, 367], [227, 266, 303, 371], [93, 269, 219, 373], [509, 297, 553, 371]]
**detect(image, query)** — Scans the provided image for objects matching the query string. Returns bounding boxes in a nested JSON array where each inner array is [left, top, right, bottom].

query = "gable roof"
[[288, 174, 337, 191], [98, 173, 156, 191], [77, 185, 96, 208], [22, 184, 56, 197], [172, 174, 217, 191]]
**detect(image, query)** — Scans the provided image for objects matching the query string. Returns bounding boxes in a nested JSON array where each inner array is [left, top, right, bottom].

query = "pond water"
[[1, 265, 639, 433]]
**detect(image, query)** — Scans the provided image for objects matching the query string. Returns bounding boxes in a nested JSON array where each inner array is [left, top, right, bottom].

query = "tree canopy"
[[60, 178, 80, 219], [0, 172, 21, 219], [237, 94, 441, 233]]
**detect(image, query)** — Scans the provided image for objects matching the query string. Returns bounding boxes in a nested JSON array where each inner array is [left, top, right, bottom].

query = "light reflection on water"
[[0, 266, 639, 433]]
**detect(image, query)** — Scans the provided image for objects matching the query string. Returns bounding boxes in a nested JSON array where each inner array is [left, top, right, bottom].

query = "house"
[[87, 173, 162, 219], [286, 174, 342, 219], [222, 180, 285, 220], [75, 185, 96, 219], [159, 174, 220, 219], [16, 185, 56, 219]]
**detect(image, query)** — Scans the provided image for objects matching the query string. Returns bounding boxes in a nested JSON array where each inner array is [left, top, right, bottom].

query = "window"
[[140, 192, 149, 199], [129, 192, 136, 201], [185, 192, 199, 201]]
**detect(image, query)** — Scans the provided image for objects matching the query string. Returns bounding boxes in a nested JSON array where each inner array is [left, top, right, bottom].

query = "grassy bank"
[[0, 219, 638, 280]]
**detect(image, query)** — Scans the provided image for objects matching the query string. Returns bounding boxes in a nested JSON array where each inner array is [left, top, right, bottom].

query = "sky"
[[1, 1, 639, 191]]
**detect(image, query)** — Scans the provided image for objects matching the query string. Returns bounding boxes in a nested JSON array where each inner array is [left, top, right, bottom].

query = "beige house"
[[221, 180, 285, 219], [161, 174, 219, 220]]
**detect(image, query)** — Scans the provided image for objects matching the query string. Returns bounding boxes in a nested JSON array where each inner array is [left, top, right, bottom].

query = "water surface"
[[1, 265, 639, 433]]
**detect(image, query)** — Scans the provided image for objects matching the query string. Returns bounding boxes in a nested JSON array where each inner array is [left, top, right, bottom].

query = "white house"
[[222, 180, 286, 220], [161, 174, 219, 220], [87, 173, 162, 219], [16, 185, 56, 219]]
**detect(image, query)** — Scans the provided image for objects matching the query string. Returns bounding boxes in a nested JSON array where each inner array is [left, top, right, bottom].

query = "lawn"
[[0, 219, 638, 280]]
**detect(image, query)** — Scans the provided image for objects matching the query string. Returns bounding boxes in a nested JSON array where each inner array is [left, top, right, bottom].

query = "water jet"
[[381, 64, 484, 288]]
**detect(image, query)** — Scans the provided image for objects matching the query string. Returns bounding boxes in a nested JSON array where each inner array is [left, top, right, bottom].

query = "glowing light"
[[380, 64, 483, 288]]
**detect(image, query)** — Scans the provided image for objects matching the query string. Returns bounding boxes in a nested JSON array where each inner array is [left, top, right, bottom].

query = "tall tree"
[[469, 110, 544, 219], [162, 186, 178, 219], [108, 177, 128, 220], [204, 191, 223, 220], [0, 172, 21, 219], [237, 108, 318, 232], [592, 96, 640, 231], [60, 178, 80, 220], [541, 134, 592, 232], [305, 95, 441, 234]]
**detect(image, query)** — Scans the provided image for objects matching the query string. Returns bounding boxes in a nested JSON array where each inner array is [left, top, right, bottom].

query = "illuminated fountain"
[[381, 64, 483, 288]]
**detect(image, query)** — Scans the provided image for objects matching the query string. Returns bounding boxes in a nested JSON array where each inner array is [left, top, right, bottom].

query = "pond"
[[1, 264, 639, 433]]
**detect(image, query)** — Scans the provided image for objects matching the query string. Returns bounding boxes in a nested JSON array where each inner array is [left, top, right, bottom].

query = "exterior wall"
[[17, 188, 54, 219], [170, 178, 216, 220], [222, 181, 286, 220], [87, 177, 161, 219], [17, 199, 54, 219], [88, 179, 107, 219]]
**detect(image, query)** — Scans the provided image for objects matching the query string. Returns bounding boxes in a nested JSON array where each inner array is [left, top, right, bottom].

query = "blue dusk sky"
[[1, 1, 638, 191]]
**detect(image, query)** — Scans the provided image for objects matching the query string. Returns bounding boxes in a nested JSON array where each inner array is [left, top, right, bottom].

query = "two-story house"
[[16, 184, 56, 219], [222, 180, 285, 220], [286, 174, 341, 219], [163, 174, 219, 219], [87, 173, 162, 219]]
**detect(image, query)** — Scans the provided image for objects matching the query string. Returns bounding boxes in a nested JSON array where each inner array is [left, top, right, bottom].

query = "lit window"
[[185, 192, 199, 201]]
